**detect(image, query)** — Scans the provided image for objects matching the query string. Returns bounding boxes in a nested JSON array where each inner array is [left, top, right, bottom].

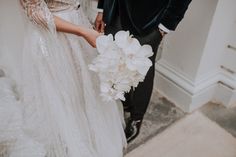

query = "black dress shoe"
[[125, 118, 143, 143]]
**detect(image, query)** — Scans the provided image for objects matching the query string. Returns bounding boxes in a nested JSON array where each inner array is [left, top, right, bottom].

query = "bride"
[[0, 0, 126, 157]]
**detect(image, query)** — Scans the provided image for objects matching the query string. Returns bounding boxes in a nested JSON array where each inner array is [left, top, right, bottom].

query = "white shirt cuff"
[[158, 23, 170, 33], [97, 8, 104, 13]]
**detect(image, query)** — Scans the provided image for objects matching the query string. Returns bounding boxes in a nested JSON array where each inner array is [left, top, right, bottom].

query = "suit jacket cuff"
[[97, 8, 104, 12], [97, 0, 104, 9], [158, 24, 171, 33]]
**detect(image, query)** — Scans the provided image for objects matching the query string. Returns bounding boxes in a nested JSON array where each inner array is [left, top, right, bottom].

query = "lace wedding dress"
[[0, 0, 126, 157]]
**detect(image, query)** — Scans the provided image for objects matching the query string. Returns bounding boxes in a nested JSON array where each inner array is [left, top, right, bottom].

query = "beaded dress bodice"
[[45, 0, 80, 12]]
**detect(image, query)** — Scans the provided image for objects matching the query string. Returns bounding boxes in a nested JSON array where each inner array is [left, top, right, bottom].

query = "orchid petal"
[[123, 38, 141, 55], [137, 45, 154, 57], [114, 31, 131, 49], [96, 34, 113, 53]]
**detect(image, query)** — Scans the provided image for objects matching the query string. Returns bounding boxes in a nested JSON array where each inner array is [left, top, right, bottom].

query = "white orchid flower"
[[91, 30, 154, 101], [113, 77, 131, 92], [123, 38, 141, 56], [115, 92, 125, 101], [125, 43, 153, 75], [100, 82, 112, 93], [114, 31, 132, 49], [137, 45, 154, 58], [131, 58, 153, 75], [96, 34, 113, 54]]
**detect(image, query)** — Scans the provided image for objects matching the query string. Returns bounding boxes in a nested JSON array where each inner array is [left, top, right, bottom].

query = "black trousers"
[[105, 17, 163, 120]]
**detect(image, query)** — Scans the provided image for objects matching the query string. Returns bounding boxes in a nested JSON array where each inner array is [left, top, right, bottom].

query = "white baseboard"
[[212, 83, 235, 107], [154, 60, 236, 112], [154, 72, 217, 112]]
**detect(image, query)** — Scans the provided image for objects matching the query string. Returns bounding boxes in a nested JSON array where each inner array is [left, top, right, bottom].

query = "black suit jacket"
[[98, 0, 192, 35]]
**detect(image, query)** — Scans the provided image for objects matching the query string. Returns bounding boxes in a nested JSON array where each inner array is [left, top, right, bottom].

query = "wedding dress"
[[0, 0, 126, 157]]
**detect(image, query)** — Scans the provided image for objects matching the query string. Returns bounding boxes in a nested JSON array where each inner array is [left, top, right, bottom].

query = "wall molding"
[[155, 60, 236, 112]]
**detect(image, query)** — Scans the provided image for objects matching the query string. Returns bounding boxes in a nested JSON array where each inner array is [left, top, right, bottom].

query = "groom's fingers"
[[95, 21, 100, 31], [94, 16, 99, 31], [95, 22, 99, 31], [95, 13, 105, 33], [100, 22, 105, 33], [95, 17, 101, 32], [95, 22, 104, 33]]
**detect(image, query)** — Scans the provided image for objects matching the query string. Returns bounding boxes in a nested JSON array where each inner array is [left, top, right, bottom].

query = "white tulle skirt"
[[0, 5, 126, 157]]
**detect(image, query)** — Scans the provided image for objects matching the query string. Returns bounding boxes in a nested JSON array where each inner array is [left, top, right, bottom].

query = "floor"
[[125, 91, 236, 157], [201, 102, 236, 138], [125, 91, 185, 153], [126, 111, 236, 157]]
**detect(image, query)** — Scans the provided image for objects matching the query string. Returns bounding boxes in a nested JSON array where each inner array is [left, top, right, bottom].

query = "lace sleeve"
[[20, 0, 55, 32]]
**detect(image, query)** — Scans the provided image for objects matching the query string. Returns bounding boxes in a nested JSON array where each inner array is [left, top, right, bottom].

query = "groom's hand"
[[95, 12, 105, 33]]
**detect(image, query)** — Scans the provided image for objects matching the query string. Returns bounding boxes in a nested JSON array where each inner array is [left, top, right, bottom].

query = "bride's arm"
[[20, 0, 99, 47], [54, 16, 100, 47]]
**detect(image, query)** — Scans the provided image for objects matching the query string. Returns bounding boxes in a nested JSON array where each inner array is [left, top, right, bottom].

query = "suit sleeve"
[[97, 0, 104, 9], [160, 0, 192, 31]]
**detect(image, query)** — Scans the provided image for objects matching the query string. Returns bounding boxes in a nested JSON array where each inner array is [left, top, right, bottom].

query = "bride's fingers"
[[91, 41, 97, 48]]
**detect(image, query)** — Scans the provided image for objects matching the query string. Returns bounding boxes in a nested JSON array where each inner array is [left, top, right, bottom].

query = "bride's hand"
[[80, 28, 101, 48]]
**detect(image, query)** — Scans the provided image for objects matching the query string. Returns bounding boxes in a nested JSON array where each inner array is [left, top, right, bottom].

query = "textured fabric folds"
[[0, 1, 126, 157]]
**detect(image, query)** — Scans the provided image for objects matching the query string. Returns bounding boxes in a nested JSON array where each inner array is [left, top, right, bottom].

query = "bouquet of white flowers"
[[89, 31, 154, 101]]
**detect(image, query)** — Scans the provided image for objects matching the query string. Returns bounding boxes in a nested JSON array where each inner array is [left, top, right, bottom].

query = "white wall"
[[196, 0, 236, 82], [160, 0, 218, 81], [155, 0, 236, 112], [211, 0, 236, 107]]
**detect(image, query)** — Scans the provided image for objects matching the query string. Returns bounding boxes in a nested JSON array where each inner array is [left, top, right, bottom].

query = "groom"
[[95, 0, 192, 143]]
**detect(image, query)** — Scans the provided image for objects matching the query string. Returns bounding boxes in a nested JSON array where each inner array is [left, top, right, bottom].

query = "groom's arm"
[[97, 0, 104, 10], [159, 0, 192, 31]]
